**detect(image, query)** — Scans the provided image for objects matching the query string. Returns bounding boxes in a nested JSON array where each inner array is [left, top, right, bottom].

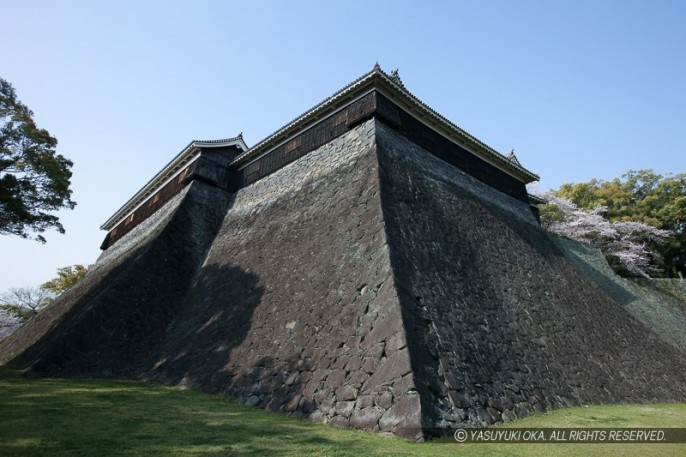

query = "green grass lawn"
[[1, 368, 684, 456]]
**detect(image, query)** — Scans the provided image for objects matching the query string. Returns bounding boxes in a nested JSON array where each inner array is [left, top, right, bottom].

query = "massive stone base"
[[2, 119, 685, 439], [139, 119, 421, 435], [374, 121, 686, 429]]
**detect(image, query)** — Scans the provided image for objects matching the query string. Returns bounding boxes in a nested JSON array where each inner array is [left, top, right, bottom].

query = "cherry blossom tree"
[[0, 307, 22, 342], [540, 193, 670, 277], [554, 170, 685, 277]]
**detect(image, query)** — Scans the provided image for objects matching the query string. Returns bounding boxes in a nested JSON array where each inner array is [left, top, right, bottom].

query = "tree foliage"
[[0, 286, 54, 322], [553, 170, 685, 277], [0, 77, 76, 242], [41, 264, 88, 295], [0, 264, 88, 323], [539, 169, 685, 277]]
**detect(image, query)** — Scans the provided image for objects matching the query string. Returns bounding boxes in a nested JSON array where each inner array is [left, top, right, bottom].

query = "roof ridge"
[[231, 64, 384, 164], [100, 134, 247, 230], [191, 133, 245, 146], [230, 65, 538, 182]]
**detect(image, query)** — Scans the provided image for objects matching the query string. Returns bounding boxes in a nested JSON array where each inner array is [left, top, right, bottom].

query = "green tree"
[[0, 78, 76, 242], [0, 264, 88, 323], [41, 264, 89, 295], [554, 169, 686, 277]]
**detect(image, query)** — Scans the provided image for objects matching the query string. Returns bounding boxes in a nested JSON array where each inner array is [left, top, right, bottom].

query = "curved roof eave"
[[231, 66, 539, 184], [100, 135, 247, 230]]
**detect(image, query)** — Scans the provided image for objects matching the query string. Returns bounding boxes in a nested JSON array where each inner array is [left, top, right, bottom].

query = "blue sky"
[[1, 0, 685, 291]]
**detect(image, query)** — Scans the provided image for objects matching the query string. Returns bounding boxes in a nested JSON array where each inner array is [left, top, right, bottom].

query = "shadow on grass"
[[3, 374, 686, 457], [0, 376, 408, 457]]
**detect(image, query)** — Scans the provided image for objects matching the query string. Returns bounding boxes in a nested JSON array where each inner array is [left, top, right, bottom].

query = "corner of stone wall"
[[115, 119, 427, 440]]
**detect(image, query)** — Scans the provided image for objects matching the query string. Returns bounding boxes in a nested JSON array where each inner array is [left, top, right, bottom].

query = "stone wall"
[[549, 234, 686, 352], [1, 182, 231, 374], [375, 120, 686, 430], [3, 116, 686, 441], [140, 119, 423, 437]]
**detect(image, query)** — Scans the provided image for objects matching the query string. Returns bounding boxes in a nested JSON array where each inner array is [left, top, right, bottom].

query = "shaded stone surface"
[[1, 183, 231, 375]]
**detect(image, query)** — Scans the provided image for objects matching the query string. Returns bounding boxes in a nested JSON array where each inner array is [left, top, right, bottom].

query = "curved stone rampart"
[[139, 119, 424, 436], [549, 234, 686, 352], [375, 120, 686, 430], [2, 118, 685, 441], [2, 182, 230, 375]]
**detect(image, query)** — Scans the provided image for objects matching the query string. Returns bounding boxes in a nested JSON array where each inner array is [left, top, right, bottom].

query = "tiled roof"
[[102, 66, 541, 232], [100, 135, 247, 230], [231, 65, 539, 184]]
